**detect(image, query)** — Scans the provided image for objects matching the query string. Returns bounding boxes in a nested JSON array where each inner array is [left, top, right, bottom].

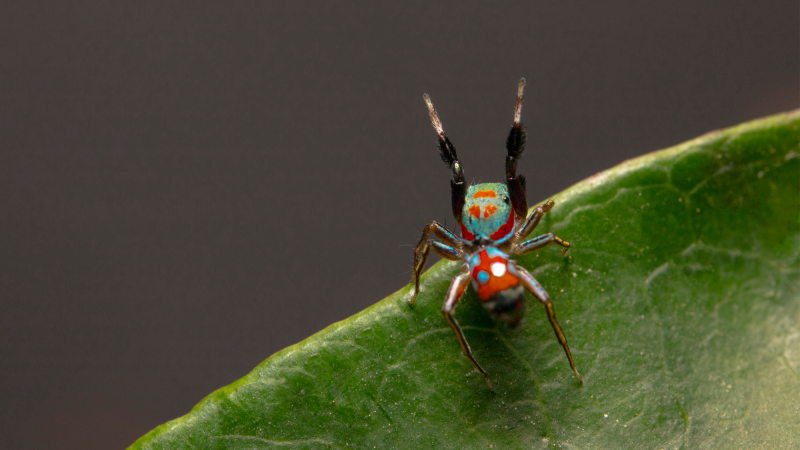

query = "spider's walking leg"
[[442, 271, 495, 391], [514, 200, 555, 242], [514, 232, 570, 257], [410, 221, 463, 305], [511, 261, 582, 384]]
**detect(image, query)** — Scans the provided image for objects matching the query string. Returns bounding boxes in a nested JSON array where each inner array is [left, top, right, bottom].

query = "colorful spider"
[[409, 79, 582, 391]]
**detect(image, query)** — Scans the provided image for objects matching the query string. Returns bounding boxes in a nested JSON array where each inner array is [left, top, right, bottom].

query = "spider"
[[409, 79, 582, 391]]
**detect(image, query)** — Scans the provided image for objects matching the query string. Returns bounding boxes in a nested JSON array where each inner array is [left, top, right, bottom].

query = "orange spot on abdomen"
[[484, 204, 497, 218], [478, 273, 519, 301], [472, 190, 497, 198]]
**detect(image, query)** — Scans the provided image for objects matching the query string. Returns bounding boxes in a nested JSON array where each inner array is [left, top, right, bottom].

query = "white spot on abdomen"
[[491, 262, 506, 277]]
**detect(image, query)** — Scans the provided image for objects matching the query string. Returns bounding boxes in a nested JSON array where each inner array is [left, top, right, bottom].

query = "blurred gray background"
[[0, 1, 797, 448]]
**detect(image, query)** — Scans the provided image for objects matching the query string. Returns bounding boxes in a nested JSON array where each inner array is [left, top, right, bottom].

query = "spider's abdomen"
[[468, 247, 525, 326], [469, 248, 519, 300], [459, 183, 515, 242]]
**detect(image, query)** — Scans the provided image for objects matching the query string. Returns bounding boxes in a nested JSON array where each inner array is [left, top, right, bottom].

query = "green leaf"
[[130, 111, 800, 449]]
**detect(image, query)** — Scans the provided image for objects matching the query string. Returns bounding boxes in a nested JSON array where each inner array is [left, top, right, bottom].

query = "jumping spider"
[[409, 79, 582, 391]]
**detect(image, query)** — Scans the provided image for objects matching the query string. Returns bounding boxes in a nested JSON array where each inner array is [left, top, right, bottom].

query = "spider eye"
[[502, 196, 510, 204]]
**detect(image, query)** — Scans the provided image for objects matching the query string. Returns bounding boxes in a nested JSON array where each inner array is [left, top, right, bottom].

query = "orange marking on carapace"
[[484, 204, 497, 218], [468, 205, 481, 218], [472, 190, 497, 198], [472, 250, 520, 301]]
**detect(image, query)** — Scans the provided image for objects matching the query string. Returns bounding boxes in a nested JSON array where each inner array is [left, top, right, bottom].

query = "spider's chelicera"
[[409, 79, 582, 391]]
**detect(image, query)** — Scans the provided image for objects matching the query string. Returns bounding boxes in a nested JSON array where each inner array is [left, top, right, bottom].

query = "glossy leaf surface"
[[131, 111, 800, 449]]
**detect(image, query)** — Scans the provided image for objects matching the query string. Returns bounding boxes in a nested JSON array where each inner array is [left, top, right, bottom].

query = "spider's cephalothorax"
[[409, 79, 582, 391], [460, 183, 515, 242]]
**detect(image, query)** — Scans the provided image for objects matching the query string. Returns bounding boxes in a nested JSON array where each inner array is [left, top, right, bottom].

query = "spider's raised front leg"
[[410, 221, 464, 306], [511, 261, 582, 384], [442, 270, 495, 391], [505, 78, 529, 223]]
